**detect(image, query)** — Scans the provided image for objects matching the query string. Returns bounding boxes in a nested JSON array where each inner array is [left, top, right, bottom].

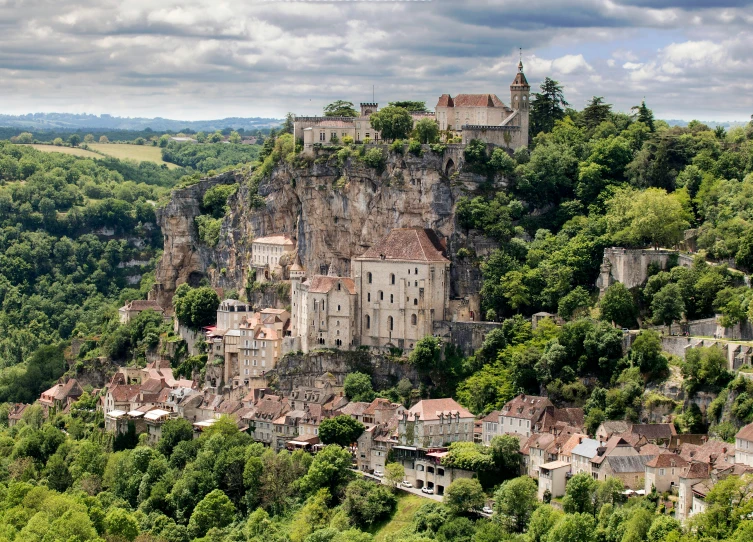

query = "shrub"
[[390, 139, 405, 154], [408, 139, 422, 156], [362, 148, 385, 169]]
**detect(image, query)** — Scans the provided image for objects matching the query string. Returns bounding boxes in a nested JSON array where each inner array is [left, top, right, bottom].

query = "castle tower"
[[510, 59, 530, 145], [290, 254, 305, 337]]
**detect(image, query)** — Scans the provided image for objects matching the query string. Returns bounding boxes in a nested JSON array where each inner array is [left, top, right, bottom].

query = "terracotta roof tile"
[[646, 452, 689, 469], [356, 228, 449, 263], [304, 275, 356, 295], [736, 422, 753, 442], [451, 94, 506, 108], [436, 94, 454, 107], [407, 398, 474, 421]]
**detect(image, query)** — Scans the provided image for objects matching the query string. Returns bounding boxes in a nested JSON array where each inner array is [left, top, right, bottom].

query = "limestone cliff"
[[152, 147, 501, 309]]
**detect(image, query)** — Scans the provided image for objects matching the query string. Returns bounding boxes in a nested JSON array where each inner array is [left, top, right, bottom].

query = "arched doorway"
[[445, 159, 455, 176]]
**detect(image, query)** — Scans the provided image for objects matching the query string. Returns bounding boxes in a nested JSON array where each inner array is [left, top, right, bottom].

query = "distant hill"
[[0, 112, 283, 132], [663, 119, 750, 129]]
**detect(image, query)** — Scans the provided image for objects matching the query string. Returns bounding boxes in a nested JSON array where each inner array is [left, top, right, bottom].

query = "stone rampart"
[[433, 320, 502, 356]]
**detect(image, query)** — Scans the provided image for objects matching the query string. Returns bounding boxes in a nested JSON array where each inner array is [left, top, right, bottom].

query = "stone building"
[[118, 299, 165, 324], [644, 452, 689, 494], [438, 60, 530, 150], [735, 422, 753, 466], [296, 103, 384, 153], [216, 299, 252, 331], [353, 228, 450, 351], [251, 234, 296, 282], [397, 398, 475, 448], [237, 309, 291, 382], [291, 269, 358, 353]]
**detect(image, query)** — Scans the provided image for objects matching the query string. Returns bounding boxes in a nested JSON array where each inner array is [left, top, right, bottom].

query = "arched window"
[[413, 298, 418, 306], [367, 272, 372, 284], [388, 316, 394, 331], [415, 281, 418, 287], [390, 274, 395, 285], [415, 267, 418, 275], [314, 300, 318, 311], [367, 293, 371, 302], [365, 315, 371, 329], [390, 294, 394, 303], [337, 283, 341, 291], [411, 314, 417, 325], [337, 305, 341, 311]]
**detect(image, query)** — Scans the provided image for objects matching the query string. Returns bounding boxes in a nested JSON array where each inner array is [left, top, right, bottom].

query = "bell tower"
[[510, 56, 531, 146]]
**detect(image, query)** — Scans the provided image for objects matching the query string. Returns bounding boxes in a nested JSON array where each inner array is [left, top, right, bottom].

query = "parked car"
[[401, 480, 413, 488], [373, 470, 383, 477], [482, 506, 493, 515], [421, 487, 434, 495]]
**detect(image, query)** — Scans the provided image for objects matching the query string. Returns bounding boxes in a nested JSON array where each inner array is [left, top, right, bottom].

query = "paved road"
[[359, 472, 443, 502]]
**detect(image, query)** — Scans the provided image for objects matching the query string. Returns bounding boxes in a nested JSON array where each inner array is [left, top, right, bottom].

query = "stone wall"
[[433, 320, 502, 356], [597, 248, 692, 293], [271, 350, 420, 393]]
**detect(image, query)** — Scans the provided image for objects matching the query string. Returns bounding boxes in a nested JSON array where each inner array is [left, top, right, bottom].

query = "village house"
[[7, 403, 30, 427], [237, 308, 290, 383], [39, 379, 83, 414], [644, 452, 690, 494], [357, 417, 399, 473], [118, 299, 165, 324], [295, 103, 383, 153], [215, 299, 252, 331], [397, 398, 475, 448], [498, 394, 553, 438], [571, 438, 601, 475], [538, 460, 571, 500], [145, 409, 175, 445], [595, 420, 631, 442], [677, 461, 712, 521], [735, 422, 753, 466]]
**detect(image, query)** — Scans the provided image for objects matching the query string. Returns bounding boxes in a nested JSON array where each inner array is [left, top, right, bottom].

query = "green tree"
[[84, 133, 95, 143], [53, 137, 64, 146], [188, 489, 236, 538], [528, 505, 564, 542], [159, 134, 170, 147], [369, 106, 413, 142], [530, 78, 568, 135], [342, 479, 397, 526], [343, 372, 375, 402], [44, 454, 73, 492], [105, 507, 139, 541], [563, 472, 597, 515], [16, 132, 33, 144], [174, 286, 221, 329], [414, 118, 439, 144], [409, 336, 443, 370], [229, 131, 242, 144], [157, 418, 194, 457], [300, 444, 354, 496], [68, 134, 81, 147], [606, 187, 690, 249], [324, 101, 358, 117], [599, 283, 637, 328], [99, 135, 109, 143], [647, 516, 681, 542], [208, 131, 223, 143], [559, 287, 592, 320], [489, 434, 523, 475], [385, 462, 405, 488], [629, 330, 668, 377], [582, 97, 612, 131], [389, 101, 428, 112], [651, 283, 685, 332], [318, 415, 365, 447], [444, 478, 485, 516], [632, 101, 655, 132], [494, 476, 538, 532], [546, 512, 596, 542]]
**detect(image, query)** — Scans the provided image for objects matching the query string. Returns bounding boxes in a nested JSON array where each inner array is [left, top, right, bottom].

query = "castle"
[[289, 228, 450, 353], [293, 61, 530, 152]]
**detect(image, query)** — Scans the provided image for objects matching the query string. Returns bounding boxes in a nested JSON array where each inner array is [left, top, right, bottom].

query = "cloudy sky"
[[1, 0, 752, 121]]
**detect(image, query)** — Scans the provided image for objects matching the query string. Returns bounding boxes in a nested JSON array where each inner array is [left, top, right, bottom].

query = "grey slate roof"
[[606, 455, 653, 473], [571, 438, 600, 459]]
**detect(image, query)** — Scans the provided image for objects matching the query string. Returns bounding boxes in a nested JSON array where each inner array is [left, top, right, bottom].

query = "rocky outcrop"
[[272, 350, 420, 393], [152, 148, 500, 308]]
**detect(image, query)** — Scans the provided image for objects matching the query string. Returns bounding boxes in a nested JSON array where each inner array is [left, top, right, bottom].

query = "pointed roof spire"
[[519, 47, 524, 72]]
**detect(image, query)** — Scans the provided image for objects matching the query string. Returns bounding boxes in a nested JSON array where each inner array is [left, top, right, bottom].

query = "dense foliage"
[[162, 142, 260, 173]]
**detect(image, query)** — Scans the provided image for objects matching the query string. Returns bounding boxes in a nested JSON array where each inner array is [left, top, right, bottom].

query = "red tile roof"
[[736, 422, 753, 442], [315, 120, 354, 128], [444, 94, 506, 108], [305, 275, 356, 295], [646, 452, 689, 469], [436, 94, 454, 107], [407, 398, 474, 421], [356, 228, 449, 263]]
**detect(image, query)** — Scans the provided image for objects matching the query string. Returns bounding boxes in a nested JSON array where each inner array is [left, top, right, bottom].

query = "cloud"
[[0, 0, 750, 120]]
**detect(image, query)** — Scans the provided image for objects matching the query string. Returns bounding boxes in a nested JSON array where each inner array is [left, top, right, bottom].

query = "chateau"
[[294, 62, 530, 153], [290, 227, 450, 353]]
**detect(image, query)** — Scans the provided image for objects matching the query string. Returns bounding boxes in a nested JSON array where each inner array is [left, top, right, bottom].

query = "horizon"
[[1, 1, 753, 122]]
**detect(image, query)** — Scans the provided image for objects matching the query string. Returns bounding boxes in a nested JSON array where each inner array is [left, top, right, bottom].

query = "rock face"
[[152, 148, 498, 308]]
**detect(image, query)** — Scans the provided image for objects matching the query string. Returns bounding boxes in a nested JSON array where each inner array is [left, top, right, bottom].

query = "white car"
[[482, 506, 493, 515], [421, 487, 434, 495], [373, 470, 383, 478], [401, 480, 413, 488]]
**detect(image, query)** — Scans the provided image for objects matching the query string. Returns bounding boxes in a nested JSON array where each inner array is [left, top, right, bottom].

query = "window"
[[365, 315, 371, 329], [415, 267, 418, 275], [337, 283, 341, 291], [390, 273, 395, 285], [414, 281, 418, 287], [337, 305, 341, 311], [319, 132, 325, 141], [413, 298, 418, 305], [411, 314, 417, 325], [388, 316, 394, 331], [659, 468, 665, 476], [390, 294, 394, 303], [367, 272, 372, 284], [379, 291, 384, 301], [331, 131, 337, 141], [367, 293, 371, 302]]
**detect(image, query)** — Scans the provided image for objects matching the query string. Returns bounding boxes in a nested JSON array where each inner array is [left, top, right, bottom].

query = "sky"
[[1, 0, 752, 122]]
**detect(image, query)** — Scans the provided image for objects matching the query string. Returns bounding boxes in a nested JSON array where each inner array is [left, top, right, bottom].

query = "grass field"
[[26, 144, 101, 159], [88, 143, 179, 169], [371, 492, 424, 542]]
